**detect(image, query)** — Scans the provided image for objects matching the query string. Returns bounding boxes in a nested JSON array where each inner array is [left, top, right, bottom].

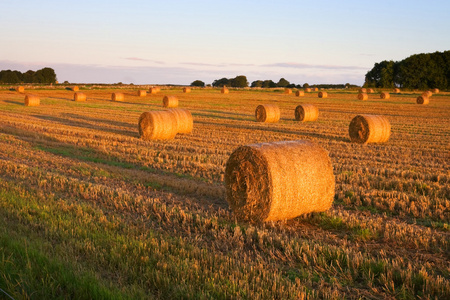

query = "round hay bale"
[[422, 91, 432, 97], [349, 114, 391, 144], [416, 95, 429, 105], [295, 90, 304, 97], [432, 88, 439, 94], [359, 88, 367, 93], [24, 95, 40, 106], [72, 86, 79, 92], [138, 111, 178, 140], [137, 90, 147, 97], [255, 104, 280, 123], [16, 86, 25, 93], [313, 87, 319, 92], [318, 91, 327, 98], [163, 95, 178, 108], [183, 87, 191, 93], [357, 93, 368, 101], [169, 108, 193, 134], [221, 87, 229, 94], [305, 88, 312, 92], [149, 87, 159, 94], [380, 92, 390, 99], [74, 92, 86, 102], [225, 140, 335, 222], [111, 92, 124, 101], [367, 88, 374, 93], [393, 88, 400, 93], [284, 88, 292, 94], [295, 104, 319, 122]]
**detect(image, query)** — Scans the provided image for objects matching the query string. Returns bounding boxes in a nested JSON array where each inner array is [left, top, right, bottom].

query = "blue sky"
[[1, 0, 449, 85]]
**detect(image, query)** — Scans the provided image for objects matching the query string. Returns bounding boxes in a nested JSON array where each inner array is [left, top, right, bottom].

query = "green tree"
[[276, 78, 290, 87], [231, 75, 248, 88], [191, 80, 205, 87], [0, 70, 20, 83], [251, 80, 263, 88], [212, 77, 231, 87], [262, 80, 276, 88], [303, 83, 310, 88]]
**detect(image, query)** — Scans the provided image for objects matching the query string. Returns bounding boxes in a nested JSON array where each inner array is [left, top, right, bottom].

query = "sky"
[[0, 0, 449, 85]]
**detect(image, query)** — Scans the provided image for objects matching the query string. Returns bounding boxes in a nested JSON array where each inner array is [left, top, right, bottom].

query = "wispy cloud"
[[180, 62, 225, 67], [262, 62, 368, 70], [122, 57, 165, 64]]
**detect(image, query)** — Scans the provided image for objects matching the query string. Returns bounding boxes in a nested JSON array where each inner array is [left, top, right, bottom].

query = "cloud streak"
[[261, 62, 369, 70]]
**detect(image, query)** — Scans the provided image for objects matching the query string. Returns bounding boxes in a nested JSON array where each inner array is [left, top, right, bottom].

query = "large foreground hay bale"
[[138, 111, 178, 140], [169, 108, 193, 134], [284, 88, 292, 94], [225, 140, 335, 222], [349, 114, 391, 144], [305, 88, 312, 92], [318, 91, 327, 98], [71, 86, 79, 92], [183, 87, 191, 93], [393, 88, 400, 93], [295, 90, 304, 97], [24, 95, 39, 106], [422, 91, 432, 97], [359, 88, 366, 93], [380, 92, 390, 99], [255, 104, 280, 123], [432, 88, 439, 93], [416, 95, 429, 105], [295, 104, 318, 122], [221, 86, 229, 94], [163, 95, 178, 108], [16, 86, 25, 93], [111, 92, 124, 101], [358, 93, 368, 101], [137, 90, 147, 97], [74, 92, 86, 102]]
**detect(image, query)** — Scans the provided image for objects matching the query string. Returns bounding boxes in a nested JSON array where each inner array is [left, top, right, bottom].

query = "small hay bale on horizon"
[[183, 87, 191, 93], [422, 91, 432, 97], [295, 90, 304, 97], [284, 88, 292, 94], [380, 92, 390, 99], [149, 87, 159, 94], [349, 114, 391, 144], [359, 88, 367, 93], [169, 108, 193, 134], [74, 92, 86, 102], [221, 86, 229, 94], [416, 95, 429, 105], [305, 88, 312, 92], [367, 88, 374, 93], [24, 95, 39, 106], [138, 111, 178, 140], [318, 91, 327, 98], [432, 88, 439, 93], [16, 86, 25, 93], [71, 86, 79, 92], [163, 95, 178, 108], [137, 90, 147, 97], [393, 88, 400, 93], [255, 104, 280, 123], [358, 93, 368, 101], [111, 92, 124, 101], [295, 104, 318, 122]]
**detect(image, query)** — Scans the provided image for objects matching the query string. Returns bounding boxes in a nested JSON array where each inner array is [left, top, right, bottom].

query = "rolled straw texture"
[[169, 108, 193, 134], [111, 92, 124, 101], [138, 111, 178, 140], [225, 140, 335, 222], [358, 93, 368, 101], [24, 95, 40, 106], [393, 88, 400, 93], [16, 86, 25, 93], [284, 88, 292, 94], [295, 104, 318, 122], [305, 88, 312, 92], [137, 90, 147, 97], [295, 90, 304, 97], [416, 95, 429, 105], [349, 114, 391, 144], [380, 92, 390, 99], [183, 87, 191, 93], [74, 92, 86, 102], [255, 104, 280, 123], [359, 88, 367, 93], [72, 86, 79, 92], [422, 91, 432, 97], [221, 87, 229, 94], [367, 88, 374, 93], [432, 88, 439, 93], [318, 91, 327, 98], [149, 87, 159, 94], [163, 95, 178, 108]]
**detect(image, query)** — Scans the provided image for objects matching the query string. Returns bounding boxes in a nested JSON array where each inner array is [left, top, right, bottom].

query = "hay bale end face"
[[295, 90, 304, 97], [24, 95, 40, 106], [111, 92, 124, 101], [318, 91, 327, 98], [358, 93, 368, 101], [380, 92, 390, 99], [74, 92, 86, 102], [255, 104, 280, 123], [169, 108, 193, 134], [138, 111, 178, 140], [183, 87, 191, 93], [137, 90, 147, 97], [221, 87, 229, 94], [163, 95, 178, 108], [416, 95, 429, 105], [349, 114, 391, 144], [16, 86, 25, 93], [225, 140, 335, 222], [284, 88, 292, 94], [295, 104, 318, 122]]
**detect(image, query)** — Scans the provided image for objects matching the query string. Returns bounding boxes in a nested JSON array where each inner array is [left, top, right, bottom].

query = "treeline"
[[364, 50, 450, 89], [0, 67, 57, 84]]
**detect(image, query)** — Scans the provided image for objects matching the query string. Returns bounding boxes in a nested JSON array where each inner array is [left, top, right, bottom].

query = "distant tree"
[[191, 80, 205, 87], [286, 83, 296, 88], [212, 77, 231, 87], [231, 75, 248, 88], [262, 80, 276, 88], [0, 70, 20, 83], [303, 83, 310, 88], [34, 67, 57, 83], [251, 80, 263, 88], [276, 78, 290, 87], [23, 70, 35, 83]]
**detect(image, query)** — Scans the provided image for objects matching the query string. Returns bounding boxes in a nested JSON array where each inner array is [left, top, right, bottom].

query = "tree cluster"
[[190, 80, 205, 87], [212, 75, 248, 88], [364, 51, 450, 89], [0, 67, 57, 84]]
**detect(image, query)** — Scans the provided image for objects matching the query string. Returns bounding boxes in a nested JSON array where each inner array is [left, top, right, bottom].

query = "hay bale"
[[295, 90, 304, 97], [318, 91, 328, 98], [432, 88, 439, 93], [163, 95, 178, 108], [367, 88, 374, 93], [111, 92, 124, 101], [305, 88, 312, 92], [74, 92, 86, 102], [313, 87, 319, 91], [255, 104, 280, 123], [16, 86, 25, 93], [380, 92, 390, 99], [284, 88, 292, 94], [295, 104, 318, 122], [349, 114, 391, 144], [183, 87, 191, 93], [137, 90, 147, 97], [169, 108, 193, 134], [422, 91, 432, 97], [359, 88, 367, 93], [24, 95, 39, 106], [72, 86, 79, 92], [138, 111, 178, 140], [221, 86, 229, 94], [393, 88, 400, 93], [416, 95, 429, 105], [149, 87, 159, 94], [358, 93, 368, 101], [225, 140, 335, 222]]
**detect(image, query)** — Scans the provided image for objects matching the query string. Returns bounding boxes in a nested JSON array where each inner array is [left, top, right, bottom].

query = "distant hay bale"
[[225, 140, 335, 222], [149, 87, 160, 94], [367, 88, 374, 93], [24, 95, 39, 106], [72, 86, 79, 92], [393, 88, 400, 93], [16, 86, 25, 93], [221, 86, 229, 94], [138, 111, 178, 140], [284, 88, 292, 94], [183, 87, 191, 93], [349, 114, 391, 144], [380, 92, 390, 99], [111, 92, 124, 101], [169, 108, 193, 134], [432, 88, 439, 93], [163, 95, 178, 108], [359, 88, 367, 93], [416, 95, 429, 105], [255, 104, 280, 123], [295, 104, 319, 122], [313, 87, 319, 92], [305, 88, 312, 92], [422, 91, 432, 97], [137, 90, 147, 97], [74, 92, 86, 102], [295, 90, 304, 97], [318, 91, 327, 98], [358, 93, 368, 101]]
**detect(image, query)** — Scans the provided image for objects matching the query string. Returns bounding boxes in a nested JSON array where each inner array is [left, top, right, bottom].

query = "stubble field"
[[0, 86, 448, 299]]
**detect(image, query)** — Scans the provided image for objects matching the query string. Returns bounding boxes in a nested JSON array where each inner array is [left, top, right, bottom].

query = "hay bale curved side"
[[16, 86, 25, 93], [318, 91, 327, 98], [255, 104, 280, 123], [284, 88, 292, 94], [380, 92, 390, 99], [225, 140, 335, 222], [422, 91, 432, 97], [393, 88, 400, 93], [432, 88, 439, 94], [295, 90, 304, 97], [71, 86, 79, 92], [348, 114, 391, 144], [359, 88, 366, 93], [163, 95, 178, 108], [138, 111, 178, 140], [367, 88, 374, 93], [416, 95, 429, 105], [24, 95, 40, 106], [74, 92, 86, 102], [295, 104, 318, 122], [168, 108, 193, 134], [183, 87, 191, 93], [358, 93, 368, 101], [149, 87, 159, 94], [112, 92, 124, 101], [137, 90, 147, 97]]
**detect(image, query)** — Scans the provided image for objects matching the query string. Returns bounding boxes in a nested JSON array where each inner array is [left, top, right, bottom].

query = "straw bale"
[[295, 104, 318, 122], [255, 104, 280, 123], [393, 88, 400, 93], [137, 90, 147, 97], [422, 91, 432, 97], [74, 92, 86, 102], [169, 108, 193, 134], [111, 92, 124, 101], [416, 95, 429, 105], [284, 88, 292, 94], [71, 86, 79, 92], [313, 87, 319, 91], [295, 90, 304, 97], [318, 91, 327, 98], [225, 140, 335, 222], [183, 87, 191, 93], [24, 95, 40, 106], [149, 87, 159, 94], [349, 114, 391, 144], [358, 93, 368, 101], [305, 88, 312, 92], [16, 86, 25, 93], [380, 92, 390, 99], [163, 95, 178, 108], [359, 88, 366, 93], [432, 88, 439, 93], [138, 111, 178, 140], [221, 86, 229, 94], [367, 88, 374, 93]]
